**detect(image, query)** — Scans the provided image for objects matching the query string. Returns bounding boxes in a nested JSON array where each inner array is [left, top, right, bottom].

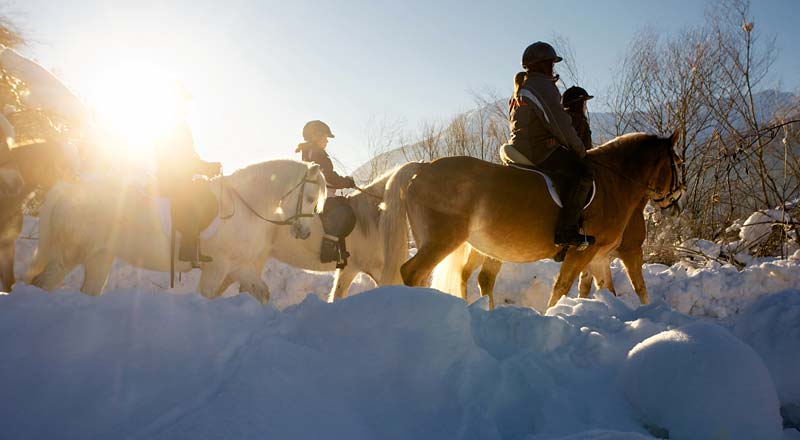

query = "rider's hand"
[[345, 176, 356, 188], [208, 162, 222, 176]]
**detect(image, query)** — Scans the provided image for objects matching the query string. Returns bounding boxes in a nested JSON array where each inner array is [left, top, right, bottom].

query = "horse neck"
[[593, 143, 657, 193], [224, 163, 303, 206]]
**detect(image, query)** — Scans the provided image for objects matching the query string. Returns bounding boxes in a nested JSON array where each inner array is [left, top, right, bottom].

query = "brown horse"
[[390, 133, 684, 309], [0, 141, 78, 291], [452, 197, 649, 310]]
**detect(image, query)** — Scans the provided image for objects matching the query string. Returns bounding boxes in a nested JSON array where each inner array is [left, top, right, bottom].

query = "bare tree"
[[364, 113, 405, 180]]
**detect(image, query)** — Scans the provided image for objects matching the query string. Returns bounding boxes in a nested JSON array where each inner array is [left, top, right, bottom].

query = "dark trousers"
[[161, 179, 218, 258], [537, 147, 594, 233]]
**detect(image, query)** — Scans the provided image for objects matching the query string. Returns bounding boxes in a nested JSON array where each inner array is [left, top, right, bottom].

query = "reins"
[[219, 174, 318, 225], [353, 185, 383, 199], [588, 148, 683, 208]]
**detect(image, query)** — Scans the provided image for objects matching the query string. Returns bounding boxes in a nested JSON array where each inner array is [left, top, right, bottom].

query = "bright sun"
[[87, 60, 188, 164]]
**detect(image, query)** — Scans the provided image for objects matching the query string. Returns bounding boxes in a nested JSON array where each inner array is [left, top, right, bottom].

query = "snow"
[[620, 322, 782, 440], [733, 291, 800, 428], [478, 250, 800, 320], [3, 218, 799, 439], [739, 209, 794, 249], [2, 282, 798, 439]]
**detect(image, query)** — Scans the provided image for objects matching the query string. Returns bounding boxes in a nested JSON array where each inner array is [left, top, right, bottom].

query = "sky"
[[8, 0, 800, 174]]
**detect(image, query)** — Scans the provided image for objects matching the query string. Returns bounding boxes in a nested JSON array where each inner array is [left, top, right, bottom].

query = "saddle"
[[501, 154, 596, 209], [157, 179, 220, 241], [319, 196, 356, 269]]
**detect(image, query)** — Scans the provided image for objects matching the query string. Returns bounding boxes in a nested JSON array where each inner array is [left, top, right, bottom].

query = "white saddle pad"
[[156, 197, 221, 241], [508, 164, 596, 209]]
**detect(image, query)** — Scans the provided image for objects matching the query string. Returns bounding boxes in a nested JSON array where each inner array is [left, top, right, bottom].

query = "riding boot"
[[178, 215, 213, 267], [554, 178, 595, 247]]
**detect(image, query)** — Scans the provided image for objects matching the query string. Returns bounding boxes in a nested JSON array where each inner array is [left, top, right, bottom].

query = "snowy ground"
[[3, 218, 799, 439]]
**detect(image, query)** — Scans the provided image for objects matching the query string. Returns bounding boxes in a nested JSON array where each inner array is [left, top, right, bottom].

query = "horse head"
[[285, 163, 327, 240], [645, 131, 687, 217]]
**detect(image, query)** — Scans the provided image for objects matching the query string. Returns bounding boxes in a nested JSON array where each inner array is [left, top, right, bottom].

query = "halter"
[[589, 144, 684, 210], [221, 173, 319, 226], [650, 150, 683, 209]]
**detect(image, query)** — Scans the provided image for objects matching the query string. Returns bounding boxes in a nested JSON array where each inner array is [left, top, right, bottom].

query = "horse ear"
[[307, 163, 321, 179], [668, 130, 679, 146]]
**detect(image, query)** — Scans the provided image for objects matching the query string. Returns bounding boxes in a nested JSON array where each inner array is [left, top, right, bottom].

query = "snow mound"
[[733, 290, 800, 428], [2, 283, 799, 439], [740, 209, 793, 248], [620, 321, 783, 440]]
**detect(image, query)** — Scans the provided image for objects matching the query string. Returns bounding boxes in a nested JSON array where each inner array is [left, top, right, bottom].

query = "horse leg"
[[578, 269, 594, 298], [31, 260, 74, 292], [198, 259, 232, 300], [214, 275, 235, 297], [81, 251, 115, 296], [546, 248, 600, 309], [460, 247, 485, 301], [236, 266, 270, 305], [619, 248, 648, 304], [0, 213, 21, 291], [401, 209, 469, 287], [579, 254, 614, 298], [329, 265, 359, 302], [0, 241, 15, 292], [477, 257, 501, 310], [599, 258, 616, 296]]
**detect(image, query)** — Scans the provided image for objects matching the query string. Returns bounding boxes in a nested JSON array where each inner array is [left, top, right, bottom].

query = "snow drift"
[[1, 284, 797, 439]]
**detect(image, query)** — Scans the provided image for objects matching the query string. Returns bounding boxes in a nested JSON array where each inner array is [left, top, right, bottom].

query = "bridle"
[[650, 150, 684, 209], [220, 174, 319, 226], [588, 144, 684, 210]]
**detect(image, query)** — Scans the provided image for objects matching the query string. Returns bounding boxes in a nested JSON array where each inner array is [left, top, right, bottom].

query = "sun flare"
[[87, 60, 189, 163]]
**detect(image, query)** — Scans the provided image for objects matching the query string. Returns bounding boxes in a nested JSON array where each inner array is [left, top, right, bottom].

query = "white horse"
[[268, 163, 423, 301], [25, 159, 326, 303]]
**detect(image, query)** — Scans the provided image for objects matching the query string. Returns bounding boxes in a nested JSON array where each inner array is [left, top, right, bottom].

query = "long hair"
[[513, 71, 527, 99]]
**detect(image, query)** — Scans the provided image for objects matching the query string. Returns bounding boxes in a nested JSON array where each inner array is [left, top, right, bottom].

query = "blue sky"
[[9, 0, 800, 173]]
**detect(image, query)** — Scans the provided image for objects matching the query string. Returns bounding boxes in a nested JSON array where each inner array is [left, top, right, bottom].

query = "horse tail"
[[25, 183, 66, 283], [378, 161, 425, 285], [431, 242, 471, 298]]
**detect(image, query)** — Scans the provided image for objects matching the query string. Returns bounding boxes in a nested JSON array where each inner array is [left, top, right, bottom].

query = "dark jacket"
[[567, 110, 592, 149], [296, 142, 353, 190], [155, 121, 217, 192], [507, 73, 586, 165]]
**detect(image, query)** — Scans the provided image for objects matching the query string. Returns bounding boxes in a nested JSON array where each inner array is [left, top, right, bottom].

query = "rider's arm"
[[308, 149, 354, 189], [538, 86, 587, 158], [508, 102, 535, 156]]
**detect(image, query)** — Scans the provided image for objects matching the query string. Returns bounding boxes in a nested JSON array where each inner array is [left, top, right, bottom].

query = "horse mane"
[[224, 159, 326, 213], [360, 163, 408, 194], [590, 132, 656, 155], [589, 132, 666, 175], [349, 163, 413, 236]]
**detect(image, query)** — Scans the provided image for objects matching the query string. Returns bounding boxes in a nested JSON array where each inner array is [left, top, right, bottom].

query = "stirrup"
[[554, 231, 595, 249]]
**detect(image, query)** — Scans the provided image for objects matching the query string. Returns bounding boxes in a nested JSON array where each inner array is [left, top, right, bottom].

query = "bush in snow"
[[619, 321, 783, 440]]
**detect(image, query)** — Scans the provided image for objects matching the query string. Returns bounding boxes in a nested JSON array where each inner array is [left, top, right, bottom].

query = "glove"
[[207, 162, 222, 177], [345, 176, 356, 188]]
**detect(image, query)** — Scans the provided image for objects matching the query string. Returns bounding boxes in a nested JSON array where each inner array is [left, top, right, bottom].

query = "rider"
[[562, 86, 594, 149], [155, 91, 221, 267], [501, 41, 595, 248], [295, 120, 357, 191]]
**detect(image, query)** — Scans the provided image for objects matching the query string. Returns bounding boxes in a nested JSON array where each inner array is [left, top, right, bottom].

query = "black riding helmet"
[[562, 86, 594, 107], [302, 120, 335, 141], [522, 41, 563, 70]]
